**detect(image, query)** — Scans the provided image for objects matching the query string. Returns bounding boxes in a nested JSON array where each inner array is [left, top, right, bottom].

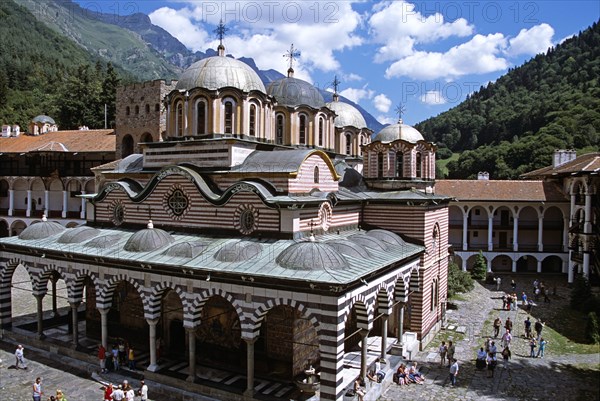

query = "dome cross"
[[284, 44, 301, 76]]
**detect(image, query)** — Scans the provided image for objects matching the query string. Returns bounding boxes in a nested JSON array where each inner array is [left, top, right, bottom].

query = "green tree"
[[447, 262, 474, 298], [471, 251, 487, 280], [100, 62, 119, 129], [585, 312, 600, 344], [570, 275, 592, 309]]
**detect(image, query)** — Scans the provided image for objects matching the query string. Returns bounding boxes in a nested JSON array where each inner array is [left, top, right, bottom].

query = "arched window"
[[135, 105, 140, 115], [430, 281, 436, 311], [249, 104, 257, 136], [175, 102, 183, 136], [145, 104, 150, 114], [299, 114, 307, 145], [155, 103, 160, 112], [318, 117, 324, 146], [314, 166, 319, 183], [276, 114, 284, 144], [396, 151, 404, 178], [377, 152, 384, 178], [122, 135, 134, 158], [224, 101, 233, 134], [125, 106, 130, 116], [345, 133, 352, 155], [416, 152, 422, 178], [196, 99, 207, 135]]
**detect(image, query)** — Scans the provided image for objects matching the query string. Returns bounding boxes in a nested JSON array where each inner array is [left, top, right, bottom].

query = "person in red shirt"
[[103, 383, 113, 401], [98, 344, 107, 373]]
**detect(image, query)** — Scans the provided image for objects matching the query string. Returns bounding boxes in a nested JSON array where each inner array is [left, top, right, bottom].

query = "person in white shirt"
[[111, 385, 124, 401], [15, 344, 26, 369], [139, 380, 148, 401], [125, 385, 135, 401]]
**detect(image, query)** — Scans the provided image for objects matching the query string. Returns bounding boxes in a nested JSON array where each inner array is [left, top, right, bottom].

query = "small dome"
[[176, 56, 266, 92], [19, 217, 65, 240], [326, 100, 367, 128], [366, 229, 406, 247], [32, 115, 56, 124], [214, 241, 262, 262], [348, 233, 389, 251], [163, 241, 208, 259], [58, 226, 101, 244], [84, 234, 123, 249], [326, 239, 371, 259], [123, 221, 174, 252], [267, 77, 325, 109], [276, 241, 348, 271], [373, 122, 424, 144]]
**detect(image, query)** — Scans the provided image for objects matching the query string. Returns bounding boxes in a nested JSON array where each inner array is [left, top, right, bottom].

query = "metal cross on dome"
[[284, 44, 301, 70], [395, 103, 406, 121], [214, 19, 228, 45], [332, 75, 341, 94]]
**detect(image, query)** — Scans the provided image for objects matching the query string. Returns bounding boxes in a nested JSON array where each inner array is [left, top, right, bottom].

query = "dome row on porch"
[[18, 218, 65, 240], [123, 221, 175, 252]]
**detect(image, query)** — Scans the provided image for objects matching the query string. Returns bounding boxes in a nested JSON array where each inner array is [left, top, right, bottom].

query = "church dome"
[[326, 100, 367, 129], [18, 216, 65, 240], [31, 115, 55, 124], [326, 239, 371, 259], [163, 241, 208, 259], [373, 121, 424, 144], [214, 241, 262, 262], [58, 226, 100, 244], [348, 233, 389, 251], [123, 221, 174, 252], [366, 229, 406, 247], [267, 76, 325, 109], [176, 56, 266, 92], [276, 241, 348, 271], [84, 234, 123, 249]]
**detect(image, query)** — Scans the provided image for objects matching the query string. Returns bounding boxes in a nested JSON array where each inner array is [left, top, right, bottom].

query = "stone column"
[[583, 253, 590, 279], [583, 193, 592, 279], [146, 318, 159, 372], [98, 308, 110, 350], [80, 190, 86, 219], [51, 278, 58, 317], [537, 214, 544, 252], [70, 301, 81, 348], [487, 215, 493, 251], [360, 329, 369, 380], [62, 190, 68, 218], [397, 304, 405, 346], [244, 338, 258, 397], [512, 259, 517, 273], [513, 216, 519, 252], [462, 258, 467, 272], [34, 294, 45, 339], [44, 190, 49, 216], [380, 315, 388, 361], [26, 189, 32, 217], [462, 213, 468, 250], [165, 103, 171, 136], [486, 258, 492, 273], [568, 255, 575, 283], [186, 327, 197, 382], [8, 189, 14, 216], [563, 217, 570, 252], [537, 259, 542, 274], [183, 94, 189, 136]]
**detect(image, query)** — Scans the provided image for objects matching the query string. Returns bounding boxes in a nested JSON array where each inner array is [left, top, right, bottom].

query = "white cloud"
[[373, 94, 392, 113], [385, 33, 509, 80], [340, 85, 375, 104], [420, 90, 446, 105], [369, 1, 473, 62], [507, 23, 555, 57], [149, 7, 209, 52], [343, 73, 363, 82], [377, 115, 396, 125]]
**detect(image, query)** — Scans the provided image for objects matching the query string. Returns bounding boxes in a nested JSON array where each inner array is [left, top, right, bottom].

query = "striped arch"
[[343, 295, 373, 331], [376, 284, 393, 315], [394, 274, 410, 303], [0, 258, 35, 326], [70, 270, 100, 304], [33, 263, 68, 297], [251, 298, 321, 338], [146, 282, 187, 320], [409, 267, 421, 293], [98, 274, 147, 310], [188, 287, 244, 330]]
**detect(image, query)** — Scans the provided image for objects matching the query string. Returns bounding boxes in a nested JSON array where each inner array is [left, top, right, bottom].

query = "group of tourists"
[[98, 340, 136, 373], [102, 379, 149, 401], [392, 362, 426, 386], [29, 376, 68, 401]]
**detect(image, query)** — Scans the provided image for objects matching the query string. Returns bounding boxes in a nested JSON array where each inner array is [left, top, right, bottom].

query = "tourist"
[[501, 329, 512, 348], [533, 278, 539, 293], [393, 364, 408, 385], [529, 337, 537, 357], [111, 345, 119, 371], [32, 377, 43, 401], [138, 380, 148, 401], [537, 338, 548, 358], [496, 276, 501, 291], [15, 344, 26, 369], [534, 320, 545, 340], [501, 293, 507, 310], [448, 358, 459, 386], [504, 317, 513, 333], [353, 378, 366, 401], [125, 384, 135, 401], [98, 344, 107, 373], [486, 352, 497, 378], [476, 347, 487, 370], [128, 345, 136, 371], [489, 341, 498, 357], [446, 341, 455, 367], [103, 383, 113, 401], [118, 341, 126, 366], [493, 317, 501, 338], [55, 390, 67, 401], [501, 346, 511, 369], [512, 293, 518, 311], [111, 385, 125, 401], [510, 279, 516, 291], [521, 292, 528, 306], [438, 341, 447, 367], [524, 317, 532, 338]]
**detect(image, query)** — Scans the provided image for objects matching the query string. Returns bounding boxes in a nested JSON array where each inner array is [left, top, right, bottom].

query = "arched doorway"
[[516, 255, 536, 272], [159, 289, 185, 357], [0, 219, 8, 237], [121, 135, 134, 158], [10, 220, 26, 236], [11, 264, 34, 328], [491, 255, 512, 272], [542, 255, 563, 273], [108, 281, 146, 345]]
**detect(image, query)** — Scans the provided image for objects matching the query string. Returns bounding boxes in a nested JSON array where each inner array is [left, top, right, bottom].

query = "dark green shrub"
[[471, 251, 487, 280], [585, 312, 600, 344], [447, 262, 474, 298], [571, 275, 592, 309], [436, 147, 453, 159]]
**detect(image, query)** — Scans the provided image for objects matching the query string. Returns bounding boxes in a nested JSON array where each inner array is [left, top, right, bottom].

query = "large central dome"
[[176, 56, 266, 92], [373, 121, 424, 144], [326, 100, 367, 129], [267, 76, 325, 109]]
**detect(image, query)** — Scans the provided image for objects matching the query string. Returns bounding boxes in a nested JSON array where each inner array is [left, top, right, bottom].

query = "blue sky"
[[75, 1, 599, 126]]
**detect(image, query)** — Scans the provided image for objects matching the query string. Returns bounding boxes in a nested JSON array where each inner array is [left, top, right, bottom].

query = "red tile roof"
[[0, 130, 115, 153], [435, 180, 568, 202], [522, 153, 600, 178]]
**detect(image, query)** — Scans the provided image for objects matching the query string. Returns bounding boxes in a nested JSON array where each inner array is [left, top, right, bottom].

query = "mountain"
[[417, 21, 600, 179], [15, 0, 181, 80]]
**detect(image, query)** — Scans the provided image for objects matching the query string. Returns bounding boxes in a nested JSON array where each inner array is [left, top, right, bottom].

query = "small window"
[[196, 100, 206, 135], [276, 114, 284, 144], [416, 152, 422, 177], [299, 115, 307, 145], [396, 151, 404, 178], [125, 106, 130, 116], [135, 105, 140, 115], [224, 101, 233, 134], [249, 104, 256, 136], [475, 209, 480, 216], [318, 117, 324, 146], [473, 231, 479, 238], [345, 133, 352, 155], [155, 103, 160, 112], [145, 104, 150, 114], [176, 102, 183, 136], [377, 153, 384, 178], [314, 166, 319, 184]]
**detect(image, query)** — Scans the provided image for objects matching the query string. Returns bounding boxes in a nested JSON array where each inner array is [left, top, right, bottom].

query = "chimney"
[[477, 171, 489, 180], [552, 149, 577, 168]]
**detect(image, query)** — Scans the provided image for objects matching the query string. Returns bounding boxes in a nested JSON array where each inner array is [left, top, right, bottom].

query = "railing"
[[543, 244, 563, 252], [518, 244, 538, 251]]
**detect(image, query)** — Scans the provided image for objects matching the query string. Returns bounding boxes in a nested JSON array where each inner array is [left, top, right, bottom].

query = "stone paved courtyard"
[[380, 276, 600, 401]]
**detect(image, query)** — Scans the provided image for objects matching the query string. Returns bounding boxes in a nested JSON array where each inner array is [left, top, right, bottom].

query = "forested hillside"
[[417, 21, 600, 179], [0, 0, 124, 130]]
